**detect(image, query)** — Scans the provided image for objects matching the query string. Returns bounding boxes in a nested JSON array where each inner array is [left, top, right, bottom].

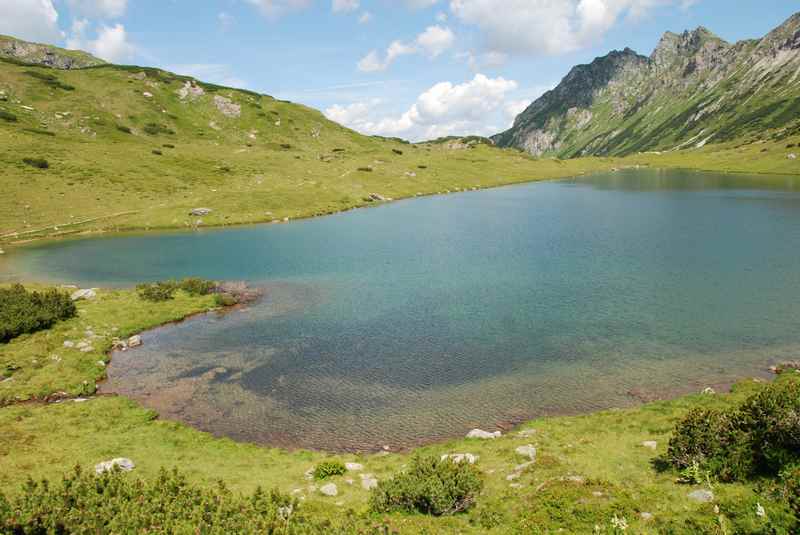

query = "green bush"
[[214, 293, 238, 307], [779, 465, 800, 516], [143, 123, 175, 136], [179, 277, 216, 296], [163, 143, 175, 148], [665, 378, 800, 482], [357, 167, 373, 172], [152, 149, 163, 155], [0, 465, 360, 534], [0, 284, 76, 343], [136, 281, 177, 302], [24, 70, 75, 91], [22, 157, 49, 169], [116, 125, 132, 134], [313, 461, 346, 480], [369, 455, 483, 516], [0, 110, 16, 122], [392, 149, 403, 155]]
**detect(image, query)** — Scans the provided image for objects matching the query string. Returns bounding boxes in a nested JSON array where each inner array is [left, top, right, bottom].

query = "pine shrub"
[[0, 284, 76, 343]]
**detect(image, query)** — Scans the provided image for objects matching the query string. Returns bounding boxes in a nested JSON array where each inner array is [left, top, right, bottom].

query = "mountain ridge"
[[494, 12, 800, 157], [0, 34, 105, 70]]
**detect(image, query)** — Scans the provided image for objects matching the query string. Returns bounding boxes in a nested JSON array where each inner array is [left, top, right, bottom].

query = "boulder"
[[214, 95, 241, 118], [190, 208, 212, 216], [128, 335, 142, 348], [466, 429, 501, 439], [789, 153, 797, 160], [688, 489, 714, 503], [70, 289, 97, 301], [63, 340, 75, 348], [345, 462, 363, 472], [515, 445, 537, 460], [95, 458, 135, 474], [440, 453, 479, 464], [319, 483, 338, 497], [360, 474, 378, 490]]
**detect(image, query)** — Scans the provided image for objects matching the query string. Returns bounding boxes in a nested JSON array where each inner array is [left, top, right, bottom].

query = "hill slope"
[[494, 12, 800, 157], [0, 34, 104, 69]]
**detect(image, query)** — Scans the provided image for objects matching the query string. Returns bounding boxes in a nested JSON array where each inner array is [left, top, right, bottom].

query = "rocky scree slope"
[[494, 12, 800, 157]]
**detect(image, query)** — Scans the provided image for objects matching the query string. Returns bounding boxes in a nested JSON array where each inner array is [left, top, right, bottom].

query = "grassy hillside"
[[0, 56, 634, 246]]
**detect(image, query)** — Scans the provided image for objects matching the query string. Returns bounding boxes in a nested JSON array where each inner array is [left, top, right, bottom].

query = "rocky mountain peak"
[[0, 35, 104, 69], [651, 26, 728, 68]]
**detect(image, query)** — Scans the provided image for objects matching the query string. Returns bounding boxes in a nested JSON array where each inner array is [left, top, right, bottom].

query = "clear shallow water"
[[4, 169, 800, 451]]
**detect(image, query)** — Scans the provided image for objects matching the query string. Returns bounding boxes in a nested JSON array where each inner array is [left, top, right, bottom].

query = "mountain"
[[0, 35, 104, 69], [494, 12, 800, 157]]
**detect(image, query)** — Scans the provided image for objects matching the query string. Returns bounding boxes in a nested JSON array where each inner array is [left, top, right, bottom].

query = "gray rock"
[[360, 474, 378, 490], [789, 153, 797, 160], [688, 489, 714, 503], [127, 335, 142, 348], [95, 458, 135, 474], [642, 440, 658, 450], [190, 208, 212, 216], [71, 289, 97, 301], [345, 462, 363, 472], [515, 445, 537, 460], [440, 453, 479, 464], [466, 429, 501, 439], [320, 483, 338, 497], [63, 340, 75, 348], [214, 95, 241, 118]]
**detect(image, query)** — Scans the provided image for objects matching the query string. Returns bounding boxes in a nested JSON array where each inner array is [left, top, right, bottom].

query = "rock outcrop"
[[494, 12, 800, 157], [0, 35, 104, 69]]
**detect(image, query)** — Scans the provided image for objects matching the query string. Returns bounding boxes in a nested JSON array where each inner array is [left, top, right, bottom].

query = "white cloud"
[[357, 25, 454, 72], [416, 25, 454, 57], [332, 0, 359, 13], [326, 74, 518, 141], [68, 22, 134, 62], [435, 11, 448, 22], [405, 0, 440, 8], [449, 0, 698, 57], [245, 0, 312, 18], [66, 0, 127, 19], [358, 11, 372, 23], [0, 0, 62, 43]]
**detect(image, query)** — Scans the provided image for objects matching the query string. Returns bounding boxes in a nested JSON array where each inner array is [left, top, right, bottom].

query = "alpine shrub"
[[22, 157, 49, 169], [136, 281, 177, 302], [0, 465, 358, 534], [369, 455, 483, 516], [178, 277, 216, 296], [313, 461, 346, 480], [0, 284, 76, 343]]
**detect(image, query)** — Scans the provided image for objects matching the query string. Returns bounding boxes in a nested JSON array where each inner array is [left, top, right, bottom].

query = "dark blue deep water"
[[4, 169, 800, 451]]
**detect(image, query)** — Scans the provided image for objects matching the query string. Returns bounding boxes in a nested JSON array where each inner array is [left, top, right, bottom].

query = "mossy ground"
[[1, 285, 797, 533]]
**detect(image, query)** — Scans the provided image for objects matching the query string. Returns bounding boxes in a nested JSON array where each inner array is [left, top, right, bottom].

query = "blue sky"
[[2, 0, 798, 140]]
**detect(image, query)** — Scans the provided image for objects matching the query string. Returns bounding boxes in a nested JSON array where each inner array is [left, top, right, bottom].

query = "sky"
[[1, 0, 798, 141]]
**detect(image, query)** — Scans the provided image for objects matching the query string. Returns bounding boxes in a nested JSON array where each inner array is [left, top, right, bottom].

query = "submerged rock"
[[95, 458, 135, 474]]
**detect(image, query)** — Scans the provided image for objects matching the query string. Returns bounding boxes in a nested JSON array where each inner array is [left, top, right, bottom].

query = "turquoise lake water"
[[4, 169, 800, 451]]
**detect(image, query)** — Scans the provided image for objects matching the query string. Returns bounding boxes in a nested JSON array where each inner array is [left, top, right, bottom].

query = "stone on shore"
[[466, 429, 501, 439], [70, 289, 97, 301], [95, 458, 135, 474], [190, 208, 212, 216], [515, 445, 537, 460], [128, 335, 142, 348]]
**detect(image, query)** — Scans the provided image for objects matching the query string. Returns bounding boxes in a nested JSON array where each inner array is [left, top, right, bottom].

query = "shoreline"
[[4, 160, 797, 251]]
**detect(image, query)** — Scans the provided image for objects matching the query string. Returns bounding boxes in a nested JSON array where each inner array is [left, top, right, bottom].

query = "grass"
[[1, 283, 797, 532], [0, 285, 217, 404]]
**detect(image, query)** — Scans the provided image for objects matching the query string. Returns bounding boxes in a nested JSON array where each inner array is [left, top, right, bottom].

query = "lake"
[[4, 169, 800, 451]]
